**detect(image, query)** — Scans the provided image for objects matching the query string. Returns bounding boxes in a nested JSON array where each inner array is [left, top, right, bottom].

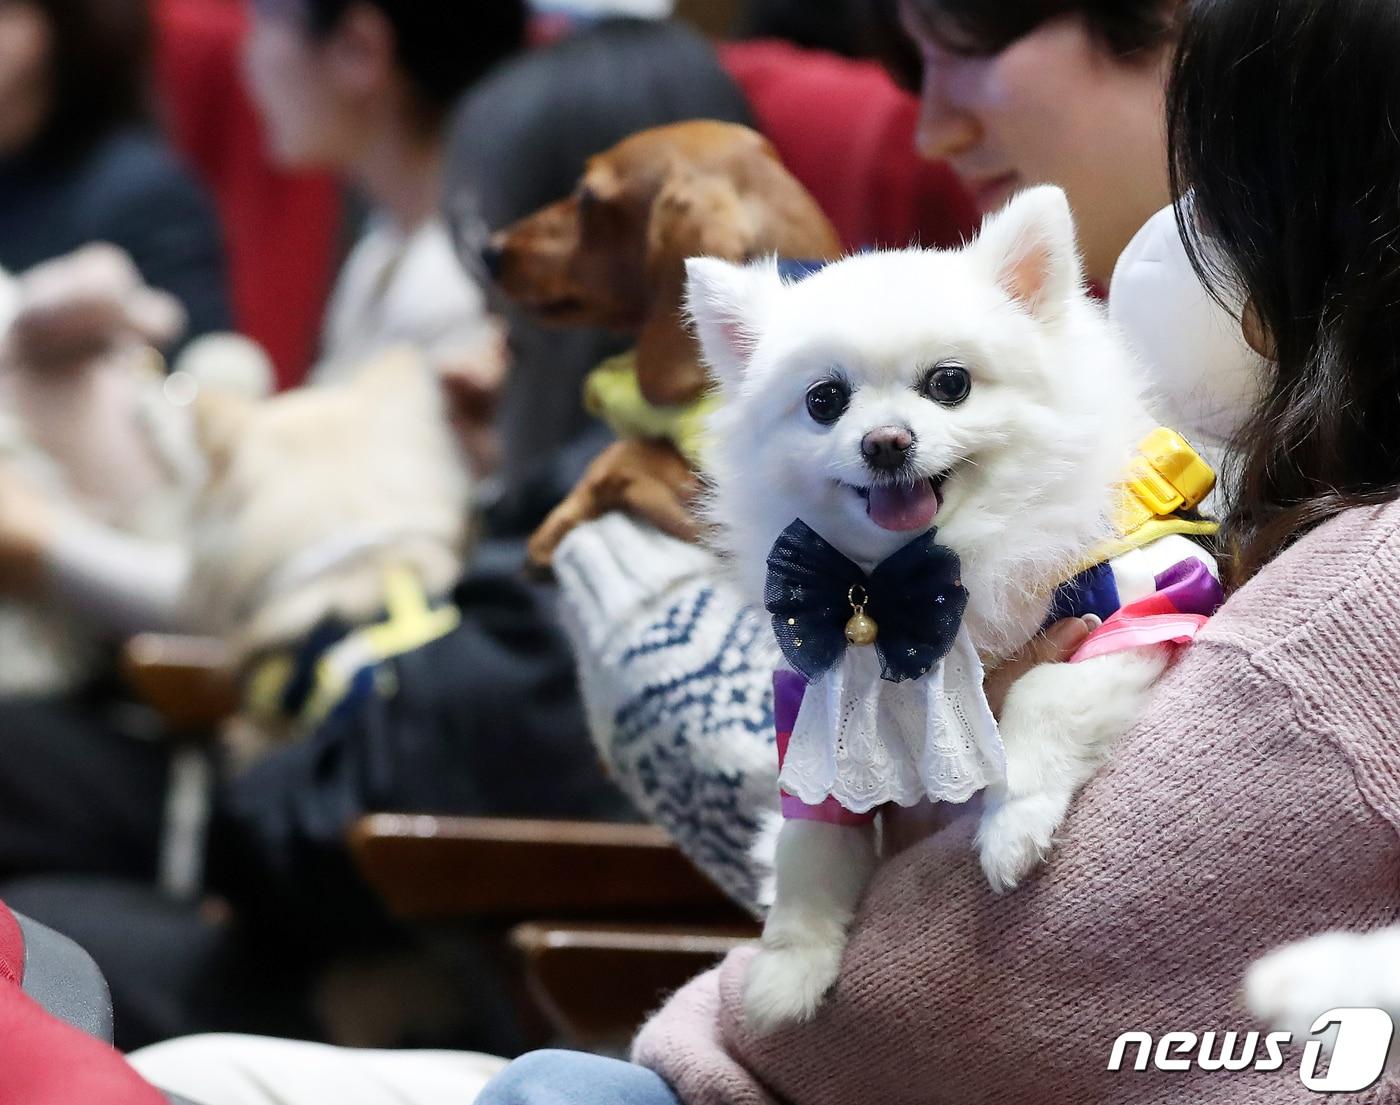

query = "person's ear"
[[321, 1, 396, 102], [1240, 298, 1277, 361]]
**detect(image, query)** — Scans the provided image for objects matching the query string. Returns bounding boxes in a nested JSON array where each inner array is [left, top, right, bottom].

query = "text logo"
[[1107, 1009, 1394, 1093]]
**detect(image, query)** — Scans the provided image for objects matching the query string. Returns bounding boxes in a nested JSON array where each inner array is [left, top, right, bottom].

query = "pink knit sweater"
[[634, 501, 1400, 1105]]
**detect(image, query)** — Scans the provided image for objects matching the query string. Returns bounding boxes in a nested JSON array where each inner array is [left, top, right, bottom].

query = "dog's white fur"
[[1246, 926, 1400, 1065], [186, 349, 471, 680], [688, 187, 1172, 1029]]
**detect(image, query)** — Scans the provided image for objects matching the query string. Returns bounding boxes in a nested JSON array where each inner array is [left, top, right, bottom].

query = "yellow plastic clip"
[[1116, 428, 1217, 535]]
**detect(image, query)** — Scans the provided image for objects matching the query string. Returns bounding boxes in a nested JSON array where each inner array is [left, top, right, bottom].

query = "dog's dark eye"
[[922, 363, 972, 407], [806, 380, 851, 424]]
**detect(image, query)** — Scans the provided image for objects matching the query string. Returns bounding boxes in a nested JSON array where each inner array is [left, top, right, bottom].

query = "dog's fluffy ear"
[[194, 389, 255, 470], [684, 256, 777, 391], [974, 186, 1083, 321]]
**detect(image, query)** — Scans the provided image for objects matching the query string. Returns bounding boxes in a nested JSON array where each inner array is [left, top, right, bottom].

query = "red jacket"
[[719, 40, 978, 253], [0, 902, 167, 1105]]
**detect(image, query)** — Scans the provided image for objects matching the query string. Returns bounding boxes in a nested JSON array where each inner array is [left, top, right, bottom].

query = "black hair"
[[893, 0, 1179, 58], [445, 18, 753, 231], [299, 0, 527, 123], [740, 0, 869, 57], [442, 18, 753, 509], [27, 0, 152, 162], [1168, 0, 1400, 585]]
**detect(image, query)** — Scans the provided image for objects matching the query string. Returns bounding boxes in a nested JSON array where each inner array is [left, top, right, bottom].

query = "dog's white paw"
[[1245, 932, 1395, 1040], [976, 792, 1065, 893], [743, 936, 845, 1032]]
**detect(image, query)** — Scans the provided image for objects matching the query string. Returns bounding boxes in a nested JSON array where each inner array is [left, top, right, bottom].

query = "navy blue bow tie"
[[764, 520, 969, 684]]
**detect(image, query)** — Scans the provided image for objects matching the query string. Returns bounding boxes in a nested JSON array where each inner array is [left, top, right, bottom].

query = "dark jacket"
[[0, 127, 231, 347]]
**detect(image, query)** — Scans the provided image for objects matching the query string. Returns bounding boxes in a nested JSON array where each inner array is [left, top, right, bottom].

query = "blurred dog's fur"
[[187, 350, 471, 736], [486, 120, 842, 565], [0, 245, 269, 695]]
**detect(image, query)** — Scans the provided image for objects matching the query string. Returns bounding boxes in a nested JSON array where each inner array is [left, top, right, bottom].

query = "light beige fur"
[[186, 348, 472, 673]]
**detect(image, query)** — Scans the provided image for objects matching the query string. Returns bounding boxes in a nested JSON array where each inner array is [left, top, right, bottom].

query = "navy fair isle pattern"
[[607, 583, 779, 912]]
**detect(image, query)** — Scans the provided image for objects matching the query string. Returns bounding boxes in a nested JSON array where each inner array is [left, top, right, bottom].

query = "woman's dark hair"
[[889, 0, 1179, 59], [442, 18, 753, 512], [1168, 0, 1400, 586], [299, 0, 527, 124], [29, 0, 152, 162]]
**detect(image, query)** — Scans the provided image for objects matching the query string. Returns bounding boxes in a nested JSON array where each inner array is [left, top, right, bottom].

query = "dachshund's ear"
[[637, 173, 758, 406], [684, 256, 779, 394]]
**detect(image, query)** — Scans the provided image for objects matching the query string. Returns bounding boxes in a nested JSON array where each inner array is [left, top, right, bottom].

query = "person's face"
[[899, 2, 1173, 285], [0, 1, 52, 157], [243, 4, 385, 169]]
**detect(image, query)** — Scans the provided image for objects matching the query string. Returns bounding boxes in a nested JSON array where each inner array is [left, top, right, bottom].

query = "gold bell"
[[844, 584, 879, 647]]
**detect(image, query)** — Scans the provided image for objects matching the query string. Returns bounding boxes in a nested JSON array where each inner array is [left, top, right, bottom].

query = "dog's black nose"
[[861, 426, 914, 471], [480, 238, 505, 279]]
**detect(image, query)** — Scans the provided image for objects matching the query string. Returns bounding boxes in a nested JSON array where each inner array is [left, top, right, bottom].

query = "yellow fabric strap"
[[583, 352, 717, 467], [244, 654, 295, 726], [1070, 427, 1220, 575], [244, 566, 461, 730]]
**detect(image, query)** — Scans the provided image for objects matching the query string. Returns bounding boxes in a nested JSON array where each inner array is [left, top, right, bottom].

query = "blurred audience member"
[[0, 0, 230, 345], [893, 0, 1175, 288], [243, 0, 526, 382]]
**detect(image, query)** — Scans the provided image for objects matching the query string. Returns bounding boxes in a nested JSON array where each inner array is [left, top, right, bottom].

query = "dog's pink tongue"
[[867, 481, 940, 532]]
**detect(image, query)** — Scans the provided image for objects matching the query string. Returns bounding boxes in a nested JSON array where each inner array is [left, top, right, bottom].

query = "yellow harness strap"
[[1071, 428, 1221, 575], [583, 353, 717, 467], [244, 566, 461, 731]]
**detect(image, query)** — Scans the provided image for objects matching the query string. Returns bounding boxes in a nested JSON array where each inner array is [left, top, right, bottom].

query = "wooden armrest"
[[511, 920, 758, 1046], [121, 634, 238, 733], [349, 814, 749, 923]]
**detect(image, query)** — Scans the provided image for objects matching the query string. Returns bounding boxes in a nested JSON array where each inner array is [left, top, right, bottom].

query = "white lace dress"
[[777, 626, 1006, 814]]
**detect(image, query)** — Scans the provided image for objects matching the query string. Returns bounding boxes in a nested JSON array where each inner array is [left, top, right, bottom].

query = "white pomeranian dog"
[[687, 186, 1186, 1029]]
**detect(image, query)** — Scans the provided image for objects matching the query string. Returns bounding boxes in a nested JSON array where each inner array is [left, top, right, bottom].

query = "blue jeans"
[[476, 1050, 680, 1105]]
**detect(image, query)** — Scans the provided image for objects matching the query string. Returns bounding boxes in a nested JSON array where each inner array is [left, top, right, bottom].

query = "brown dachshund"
[[485, 121, 842, 566]]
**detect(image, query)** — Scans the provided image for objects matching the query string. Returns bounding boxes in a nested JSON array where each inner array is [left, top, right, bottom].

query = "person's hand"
[[0, 463, 56, 595], [439, 326, 509, 477], [4, 244, 184, 370], [886, 613, 1103, 854], [983, 614, 1101, 719]]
